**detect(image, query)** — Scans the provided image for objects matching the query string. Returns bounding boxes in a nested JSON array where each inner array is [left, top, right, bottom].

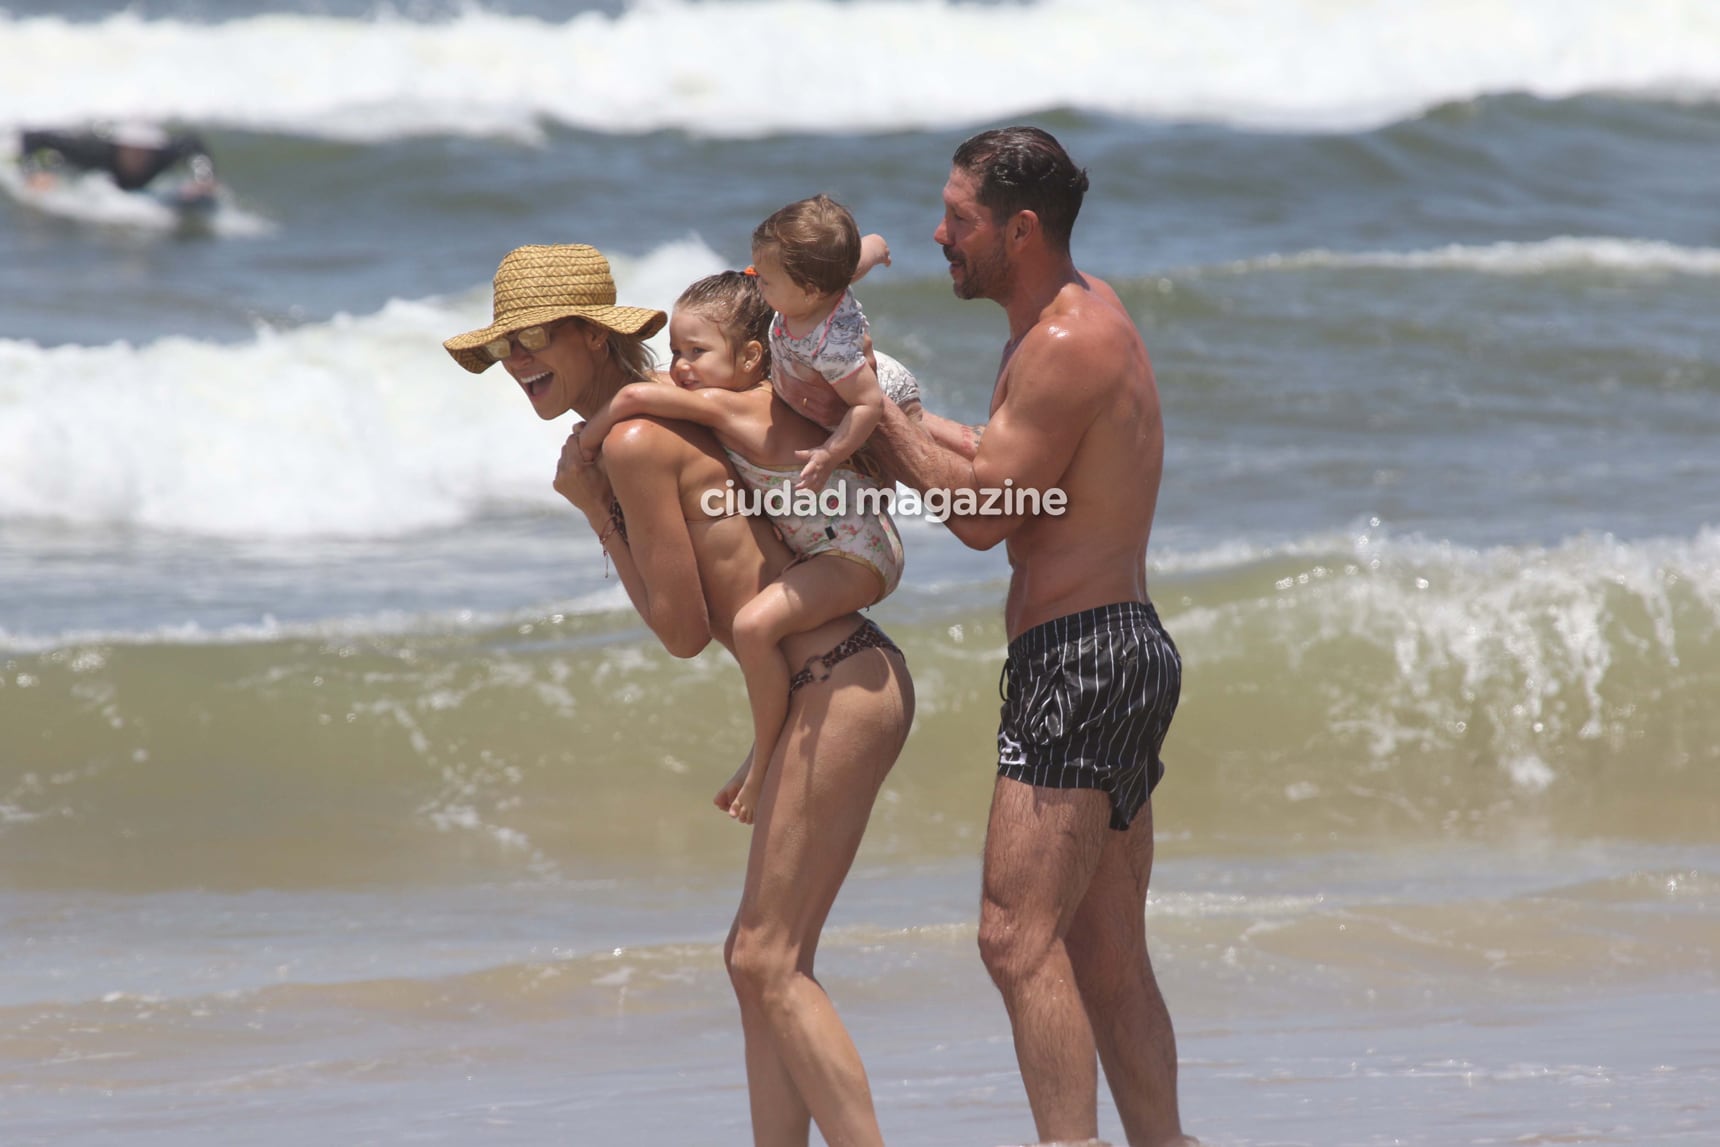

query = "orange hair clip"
[[742, 266, 757, 276]]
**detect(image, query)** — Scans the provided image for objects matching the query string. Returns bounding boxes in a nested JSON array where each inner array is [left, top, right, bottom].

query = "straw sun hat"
[[443, 244, 667, 374]]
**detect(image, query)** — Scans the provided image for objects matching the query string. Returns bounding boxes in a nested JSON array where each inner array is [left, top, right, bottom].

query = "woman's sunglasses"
[[483, 321, 563, 364]]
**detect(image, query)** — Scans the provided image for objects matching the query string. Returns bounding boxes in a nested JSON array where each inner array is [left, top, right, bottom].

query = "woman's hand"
[[553, 424, 612, 514]]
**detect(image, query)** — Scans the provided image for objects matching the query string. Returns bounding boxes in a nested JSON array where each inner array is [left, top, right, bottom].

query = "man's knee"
[[976, 899, 1047, 991]]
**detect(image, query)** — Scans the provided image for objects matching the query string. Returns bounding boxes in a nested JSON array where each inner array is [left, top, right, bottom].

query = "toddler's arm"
[[796, 365, 884, 491], [581, 381, 760, 461], [853, 233, 892, 283]]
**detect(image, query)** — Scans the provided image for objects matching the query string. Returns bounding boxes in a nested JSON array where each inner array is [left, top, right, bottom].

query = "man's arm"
[[918, 411, 984, 461], [874, 325, 1110, 550]]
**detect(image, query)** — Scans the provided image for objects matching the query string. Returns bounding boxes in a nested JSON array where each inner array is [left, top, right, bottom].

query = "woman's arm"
[[554, 422, 712, 657]]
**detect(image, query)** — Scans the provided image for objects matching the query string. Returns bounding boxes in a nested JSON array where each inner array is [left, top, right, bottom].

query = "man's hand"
[[774, 372, 847, 428], [553, 425, 612, 513]]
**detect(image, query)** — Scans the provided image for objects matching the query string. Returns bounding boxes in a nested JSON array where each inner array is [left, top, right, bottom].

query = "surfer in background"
[[17, 122, 219, 209]]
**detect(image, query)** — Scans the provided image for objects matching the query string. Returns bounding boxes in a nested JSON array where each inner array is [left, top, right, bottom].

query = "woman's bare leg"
[[726, 646, 912, 1146], [727, 919, 814, 1144], [727, 557, 884, 823]]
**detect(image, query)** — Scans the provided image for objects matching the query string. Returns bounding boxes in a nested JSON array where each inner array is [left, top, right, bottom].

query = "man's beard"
[[946, 239, 1008, 301]]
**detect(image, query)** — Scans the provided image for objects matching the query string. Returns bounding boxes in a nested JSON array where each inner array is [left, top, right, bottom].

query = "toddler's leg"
[[727, 557, 884, 824]]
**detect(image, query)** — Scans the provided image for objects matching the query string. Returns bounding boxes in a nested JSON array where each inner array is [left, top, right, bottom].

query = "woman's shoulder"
[[604, 413, 723, 465], [603, 414, 735, 501]]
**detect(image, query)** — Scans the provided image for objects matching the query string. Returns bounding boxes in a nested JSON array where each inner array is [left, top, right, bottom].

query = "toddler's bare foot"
[[728, 777, 761, 825], [713, 757, 750, 815]]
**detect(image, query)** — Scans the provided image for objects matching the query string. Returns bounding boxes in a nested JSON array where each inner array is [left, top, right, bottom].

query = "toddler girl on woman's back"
[[577, 267, 906, 824]]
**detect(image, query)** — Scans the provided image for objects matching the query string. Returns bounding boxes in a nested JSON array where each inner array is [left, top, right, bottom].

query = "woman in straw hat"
[[446, 244, 914, 1146]]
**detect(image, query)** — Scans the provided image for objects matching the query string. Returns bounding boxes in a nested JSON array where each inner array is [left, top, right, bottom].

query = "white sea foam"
[[0, 235, 725, 540], [1193, 526, 1720, 780], [1226, 237, 1720, 277], [1, 0, 1717, 139]]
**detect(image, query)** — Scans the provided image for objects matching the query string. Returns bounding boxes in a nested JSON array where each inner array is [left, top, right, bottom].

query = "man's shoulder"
[[1013, 283, 1137, 384], [1058, 273, 1135, 337]]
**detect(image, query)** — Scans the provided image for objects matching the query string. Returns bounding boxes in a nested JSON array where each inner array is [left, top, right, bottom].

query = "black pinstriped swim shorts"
[[996, 601, 1181, 831]]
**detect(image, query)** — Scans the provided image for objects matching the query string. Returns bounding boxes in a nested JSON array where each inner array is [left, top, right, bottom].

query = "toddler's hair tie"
[[742, 266, 757, 276]]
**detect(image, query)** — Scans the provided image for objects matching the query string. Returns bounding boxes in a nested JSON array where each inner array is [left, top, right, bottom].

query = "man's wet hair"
[[676, 270, 773, 374], [751, 194, 861, 297], [952, 126, 1089, 253]]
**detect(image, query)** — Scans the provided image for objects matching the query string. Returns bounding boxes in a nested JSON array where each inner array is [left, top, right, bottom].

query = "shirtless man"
[[778, 126, 1193, 1146]]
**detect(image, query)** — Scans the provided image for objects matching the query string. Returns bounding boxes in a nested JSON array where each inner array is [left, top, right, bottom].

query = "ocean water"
[[2, 1, 1718, 1144]]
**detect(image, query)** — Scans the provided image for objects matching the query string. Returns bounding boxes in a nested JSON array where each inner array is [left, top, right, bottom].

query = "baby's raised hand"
[[854, 233, 892, 281]]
